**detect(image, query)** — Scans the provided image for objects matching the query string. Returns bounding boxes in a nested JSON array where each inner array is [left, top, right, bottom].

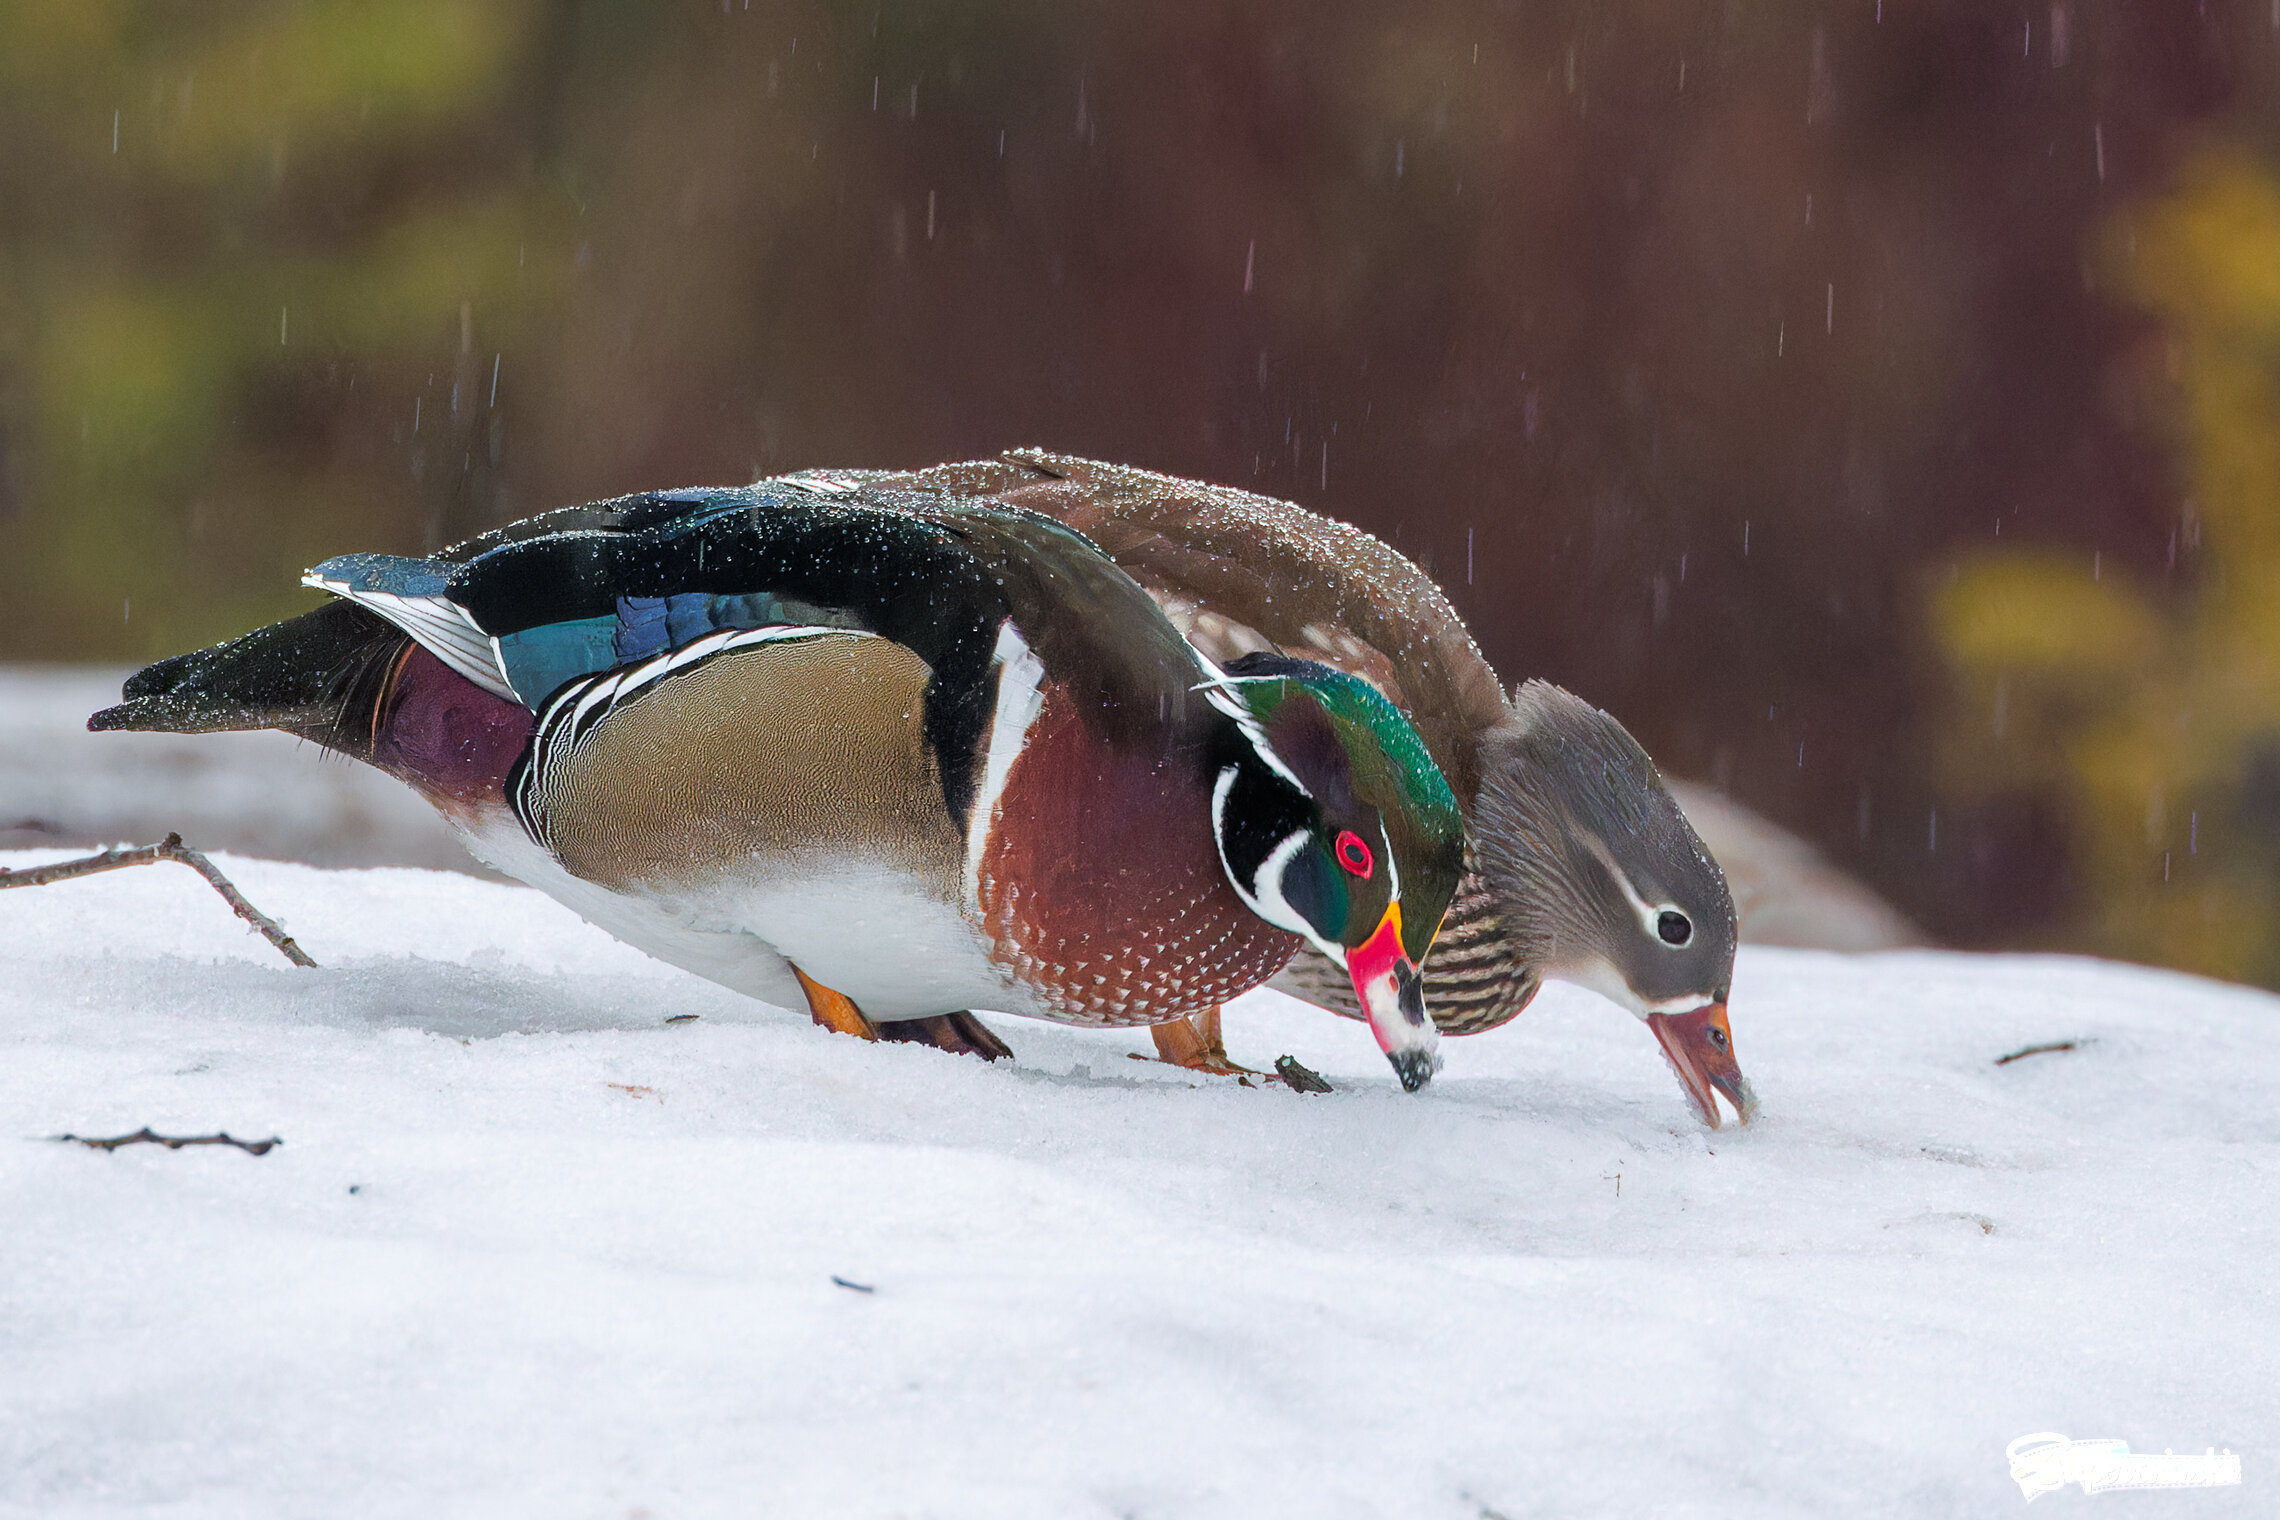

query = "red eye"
[[1334, 830, 1374, 877]]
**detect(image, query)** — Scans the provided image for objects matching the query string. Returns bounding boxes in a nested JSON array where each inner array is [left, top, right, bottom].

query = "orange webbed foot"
[[1146, 1007, 1261, 1077], [791, 964, 879, 1041]]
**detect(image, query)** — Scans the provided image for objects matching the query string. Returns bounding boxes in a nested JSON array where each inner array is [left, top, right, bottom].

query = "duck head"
[[1206, 652, 1467, 1092], [1473, 681, 1757, 1127]]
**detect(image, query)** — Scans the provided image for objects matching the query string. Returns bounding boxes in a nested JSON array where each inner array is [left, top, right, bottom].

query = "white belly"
[[453, 808, 1040, 1021]]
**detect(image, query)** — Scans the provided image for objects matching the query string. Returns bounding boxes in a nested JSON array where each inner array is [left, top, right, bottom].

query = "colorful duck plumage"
[[94, 475, 1467, 1088], [852, 452, 1757, 1126]]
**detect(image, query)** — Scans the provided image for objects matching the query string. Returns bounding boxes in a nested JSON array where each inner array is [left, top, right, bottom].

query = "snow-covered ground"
[[1, 851, 2268, 1518]]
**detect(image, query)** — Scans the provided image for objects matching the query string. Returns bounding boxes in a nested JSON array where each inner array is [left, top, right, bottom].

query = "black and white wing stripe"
[[507, 624, 869, 853]]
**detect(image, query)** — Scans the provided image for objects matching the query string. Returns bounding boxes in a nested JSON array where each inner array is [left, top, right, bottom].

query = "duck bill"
[[1346, 904, 1441, 1093], [1647, 1002, 1758, 1129]]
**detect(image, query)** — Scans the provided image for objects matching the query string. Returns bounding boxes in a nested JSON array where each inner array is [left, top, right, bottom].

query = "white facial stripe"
[[963, 620, 1049, 908], [1583, 835, 1688, 946], [1191, 663, 1309, 796], [1212, 766, 1344, 965]]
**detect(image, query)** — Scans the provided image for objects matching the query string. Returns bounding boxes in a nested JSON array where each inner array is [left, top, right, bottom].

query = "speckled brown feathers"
[[975, 684, 1299, 1026]]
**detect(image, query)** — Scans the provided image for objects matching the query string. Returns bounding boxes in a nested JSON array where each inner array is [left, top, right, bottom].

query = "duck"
[[848, 452, 1758, 1127], [90, 477, 1467, 1089]]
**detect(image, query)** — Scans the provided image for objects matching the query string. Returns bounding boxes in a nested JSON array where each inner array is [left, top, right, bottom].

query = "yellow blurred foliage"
[[1933, 146, 2280, 983]]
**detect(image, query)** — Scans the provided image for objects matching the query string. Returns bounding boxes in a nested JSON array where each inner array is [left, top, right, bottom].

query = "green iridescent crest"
[[1230, 662, 1463, 849]]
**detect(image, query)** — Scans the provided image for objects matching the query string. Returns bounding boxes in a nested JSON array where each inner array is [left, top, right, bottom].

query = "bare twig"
[[0, 833, 316, 967], [1995, 1040, 2078, 1066], [53, 1127, 283, 1156]]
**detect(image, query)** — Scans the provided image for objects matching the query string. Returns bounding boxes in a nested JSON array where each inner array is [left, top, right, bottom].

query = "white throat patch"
[[1211, 765, 1343, 966]]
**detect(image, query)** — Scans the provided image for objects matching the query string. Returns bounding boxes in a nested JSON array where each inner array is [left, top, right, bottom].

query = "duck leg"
[[793, 961, 1010, 1062], [790, 964, 880, 1041], [1148, 1006, 1259, 1076], [870, 1011, 1014, 1062]]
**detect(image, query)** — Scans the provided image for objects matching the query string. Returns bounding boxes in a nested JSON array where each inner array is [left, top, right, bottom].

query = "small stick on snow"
[[1272, 1055, 1334, 1093], [1994, 1040, 2078, 1065], [0, 833, 317, 967], [53, 1127, 283, 1156]]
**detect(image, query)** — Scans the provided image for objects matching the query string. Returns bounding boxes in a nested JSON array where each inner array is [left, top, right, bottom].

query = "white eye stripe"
[[1192, 660, 1309, 796], [1581, 835, 1689, 947]]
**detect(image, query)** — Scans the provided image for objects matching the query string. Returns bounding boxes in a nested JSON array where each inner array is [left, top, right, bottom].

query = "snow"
[[1, 850, 2270, 1517]]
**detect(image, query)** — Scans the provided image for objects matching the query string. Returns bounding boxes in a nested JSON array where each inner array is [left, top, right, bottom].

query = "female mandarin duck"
[[855, 452, 1758, 1128], [92, 477, 1465, 1089]]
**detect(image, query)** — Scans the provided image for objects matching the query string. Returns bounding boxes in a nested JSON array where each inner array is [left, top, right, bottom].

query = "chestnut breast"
[[974, 684, 1300, 1026]]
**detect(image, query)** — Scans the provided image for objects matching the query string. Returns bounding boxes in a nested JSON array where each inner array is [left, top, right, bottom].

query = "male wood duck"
[[91, 479, 1466, 1089], [852, 452, 1758, 1128]]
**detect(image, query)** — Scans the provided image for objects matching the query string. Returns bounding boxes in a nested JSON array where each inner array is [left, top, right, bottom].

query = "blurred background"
[[5, 0, 2280, 982]]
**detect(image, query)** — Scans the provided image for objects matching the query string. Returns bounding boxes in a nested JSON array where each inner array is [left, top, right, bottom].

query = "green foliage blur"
[[0, 0, 569, 658], [4, 0, 2280, 975]]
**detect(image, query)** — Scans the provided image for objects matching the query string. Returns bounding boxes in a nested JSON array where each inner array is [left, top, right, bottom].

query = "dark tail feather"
[[90, 600, 410, 759]]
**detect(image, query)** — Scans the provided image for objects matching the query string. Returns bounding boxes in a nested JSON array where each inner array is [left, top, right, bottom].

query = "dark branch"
[[0, 833, 317, 967], [1995, 1040, 2078, 1066], [54, 1127, 283, 1156]]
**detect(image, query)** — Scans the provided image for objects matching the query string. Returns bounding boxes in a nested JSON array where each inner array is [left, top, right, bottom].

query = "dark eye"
[[1708, 1025, 1728, 1050], [1657, 910, 1692, 946], [1334, 829, 1374, 877]]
